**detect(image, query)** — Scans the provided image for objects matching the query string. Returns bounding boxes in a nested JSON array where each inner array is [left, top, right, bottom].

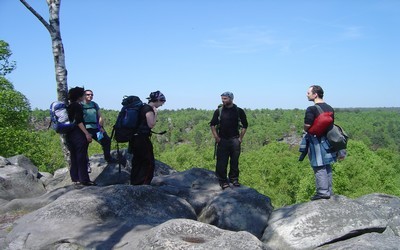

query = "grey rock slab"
[[5, 185, 197, 249], [136, 218, 268, 250], [262, 195, 387, 250]]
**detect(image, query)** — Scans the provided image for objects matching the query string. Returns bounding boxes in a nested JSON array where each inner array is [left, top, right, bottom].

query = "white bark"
[[20, 0, 70, 165]]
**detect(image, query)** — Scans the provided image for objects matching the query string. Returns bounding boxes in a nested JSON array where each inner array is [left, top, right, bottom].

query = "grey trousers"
[[313, 164, 333, 196]]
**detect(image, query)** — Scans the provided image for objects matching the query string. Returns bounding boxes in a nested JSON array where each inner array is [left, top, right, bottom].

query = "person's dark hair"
[[85, 89, 93, 93], [310, 85, 324, 99], [147, 90, 166, 103], [68, 86, 85, 102]]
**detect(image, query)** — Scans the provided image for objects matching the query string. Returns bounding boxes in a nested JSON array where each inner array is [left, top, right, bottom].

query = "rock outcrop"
[[1, 153, 399, 249]]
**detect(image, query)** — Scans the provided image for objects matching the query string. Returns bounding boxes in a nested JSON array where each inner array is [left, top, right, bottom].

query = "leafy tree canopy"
[[0, 40, 16, 76]]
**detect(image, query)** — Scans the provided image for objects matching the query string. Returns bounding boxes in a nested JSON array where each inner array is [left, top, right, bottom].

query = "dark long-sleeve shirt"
[[210, 104, 248, 139]]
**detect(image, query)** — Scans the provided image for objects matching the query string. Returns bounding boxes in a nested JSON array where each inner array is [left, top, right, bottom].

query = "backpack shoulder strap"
[[314, 104, 324, 114], [93, 102, 100, 111], [218, 104, 242, 128]]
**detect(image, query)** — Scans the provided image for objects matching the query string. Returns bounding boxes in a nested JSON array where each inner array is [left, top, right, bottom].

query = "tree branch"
[[19, 0, 54, 33]]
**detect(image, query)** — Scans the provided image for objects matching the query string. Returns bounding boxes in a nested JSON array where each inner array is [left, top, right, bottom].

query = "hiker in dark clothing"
[[66, 86, 96, 186], [130, 91, 166, 185], [210, 91, 248, 189]]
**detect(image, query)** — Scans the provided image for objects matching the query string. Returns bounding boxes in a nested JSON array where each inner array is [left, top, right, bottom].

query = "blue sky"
[[1, 0, 399, 110]]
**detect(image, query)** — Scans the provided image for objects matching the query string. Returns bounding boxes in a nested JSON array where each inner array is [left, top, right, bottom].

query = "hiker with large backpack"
[[65, 87, 96, 186], [129, 90, 166, 185], [209, 91, 248, 190], [300, 85, 343, 201], [82, 89, 116, 164]]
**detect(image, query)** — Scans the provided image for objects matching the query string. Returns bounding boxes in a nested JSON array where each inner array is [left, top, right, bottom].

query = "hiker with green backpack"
[[82, 89, 116, 164], [210, 91, 248, 190]]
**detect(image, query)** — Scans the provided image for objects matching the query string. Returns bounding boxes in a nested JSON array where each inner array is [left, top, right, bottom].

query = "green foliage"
[[0, 127, 66, 173], [0, 76, 31, 130], [333, 141, 400, 198], [0, 40, 16, 76]]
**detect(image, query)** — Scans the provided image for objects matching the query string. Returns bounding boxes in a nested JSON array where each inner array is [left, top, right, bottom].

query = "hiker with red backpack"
[[301, 85, 338, 200]]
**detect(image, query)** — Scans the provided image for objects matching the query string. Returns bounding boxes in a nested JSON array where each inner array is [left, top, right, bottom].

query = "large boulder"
[[6, 185, 197, 249], [0, 164, 46, 201], [152, 167, 274, 239], [136, 218, 267, 250], [262, 195, 387, 250], [198, 186, 273, 239], [152, 167, 223, 214], [355, 193, 400, 236], [6, 155, 41, 178], [315, 232, 400, 250]]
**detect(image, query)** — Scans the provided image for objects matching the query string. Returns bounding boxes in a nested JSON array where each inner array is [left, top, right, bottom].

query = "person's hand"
[[86, 133, 93, 143], [215, 136, 221, 143]]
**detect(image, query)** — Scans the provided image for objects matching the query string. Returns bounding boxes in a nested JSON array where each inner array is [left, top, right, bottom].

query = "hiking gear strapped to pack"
[[49, 101, 76, 134], [326, 124, 348, 152], [111, 96, 144, 143], [308, 105, 334, 137], [311, 105, 348, 152]]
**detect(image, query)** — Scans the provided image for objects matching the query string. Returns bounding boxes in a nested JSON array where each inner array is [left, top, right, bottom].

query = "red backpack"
[[308, 105, 333, 137]]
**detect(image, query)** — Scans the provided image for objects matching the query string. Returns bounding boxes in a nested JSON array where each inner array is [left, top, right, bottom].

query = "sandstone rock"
[[0, 165, 46, 201], [136, 218, 267, 250], [199, 186, 273, 239], [6, 185, 197, 249], [262, 195, 387, 250], [355, 193, 400, 236], [314, 232, 400, 250]]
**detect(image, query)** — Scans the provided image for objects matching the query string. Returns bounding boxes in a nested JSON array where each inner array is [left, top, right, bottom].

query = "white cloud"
[[204, 26, 291, 54]]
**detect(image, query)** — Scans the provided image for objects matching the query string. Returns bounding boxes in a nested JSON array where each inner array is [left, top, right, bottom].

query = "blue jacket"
[[299, 133, 337, 167]]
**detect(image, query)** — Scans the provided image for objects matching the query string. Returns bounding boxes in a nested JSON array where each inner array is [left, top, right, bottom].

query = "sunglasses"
[[86, 94, 93, 96]]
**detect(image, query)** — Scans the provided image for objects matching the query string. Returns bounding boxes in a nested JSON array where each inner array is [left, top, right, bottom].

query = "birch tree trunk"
[[20, 0, 70, 165]]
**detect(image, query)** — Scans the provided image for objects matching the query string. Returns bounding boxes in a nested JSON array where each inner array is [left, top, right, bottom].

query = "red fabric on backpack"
[[308, 111, 333, 137]]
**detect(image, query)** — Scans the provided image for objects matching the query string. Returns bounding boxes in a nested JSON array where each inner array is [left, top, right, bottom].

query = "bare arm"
[[97, 109, 105, 131], [303, 124, 311, 132], [146, 107, 157, 129], [239, 128, 247, 143], [210, 126, 220, 143]]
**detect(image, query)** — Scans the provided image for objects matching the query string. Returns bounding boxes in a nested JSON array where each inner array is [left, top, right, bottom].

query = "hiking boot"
[[311, 194, 330, 201], [81, 181, 97, 186], [232, 180, 241, 187], [220, 182, 230, 190]]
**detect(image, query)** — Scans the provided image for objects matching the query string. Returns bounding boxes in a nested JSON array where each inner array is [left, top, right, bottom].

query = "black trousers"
[[130, 134, 155, 185], [87, 128, 112, 161], [66, 128, 90, 183], [215, 137, 241, 183]]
